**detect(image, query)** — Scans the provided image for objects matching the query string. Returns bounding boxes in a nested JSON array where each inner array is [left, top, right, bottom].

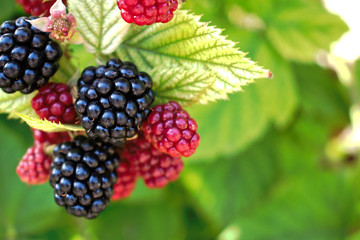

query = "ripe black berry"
[[0, 17, 62, 94], [0, 21, 16, 34], [49, 135, 119, 219], [75, 58, 154, 146]]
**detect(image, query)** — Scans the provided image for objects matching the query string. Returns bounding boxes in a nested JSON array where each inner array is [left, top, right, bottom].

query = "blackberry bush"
[[49, 135, 120, 218], [0, 0, 275, 226], [75, 58, 154, 146], [0, 17, 62, 94]]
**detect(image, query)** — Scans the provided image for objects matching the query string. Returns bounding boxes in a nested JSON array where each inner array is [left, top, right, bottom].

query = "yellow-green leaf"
[[114, 10, 270, 105], [15, 112, 84, 132]]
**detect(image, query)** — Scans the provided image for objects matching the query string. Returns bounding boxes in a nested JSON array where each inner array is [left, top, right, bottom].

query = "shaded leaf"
[[236, 0, 349, 62], [0, 116, 61, 239]]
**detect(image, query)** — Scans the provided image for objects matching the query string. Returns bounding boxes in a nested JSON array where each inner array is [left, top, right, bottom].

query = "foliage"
[[0, 0, 357, 239]]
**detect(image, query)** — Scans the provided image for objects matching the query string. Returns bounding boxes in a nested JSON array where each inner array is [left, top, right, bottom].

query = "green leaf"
[[228, 175, 354, 240], [354, 60, 360, 95], [188, 38, 298, 162], [68, 0, 130, 54], [0, 92, 36, 119], [15, 112, 83, 132], [151, 65, 215, 106], [234, 0, 349, 62], [85, 201, 186, 240], [0, 116, 61, 238], [114, 10, 270, 104]]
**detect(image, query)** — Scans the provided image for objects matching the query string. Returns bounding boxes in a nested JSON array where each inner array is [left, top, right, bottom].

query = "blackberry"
[[49, 135, 120, 218], [75, 58, 154, 146], [0, 17, 62, 94]]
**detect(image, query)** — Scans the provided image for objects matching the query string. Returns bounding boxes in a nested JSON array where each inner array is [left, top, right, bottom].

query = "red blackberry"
[[16, 0, 68, 17], [33, 129, 71, 146], [31, 83, 77, 124], [75, 58, 154, 146], [142, 101, 200, 158], [16, 145, 52, 185], [49, 135, 120, 218], [123, 133, 183, 188], [117, 0, 178, 26], [112, 160, 137, 200], [0, 17, 62, 94]]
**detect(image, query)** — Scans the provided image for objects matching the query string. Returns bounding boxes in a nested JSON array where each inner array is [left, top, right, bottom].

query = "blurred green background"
[[1, 0, 360, 239]]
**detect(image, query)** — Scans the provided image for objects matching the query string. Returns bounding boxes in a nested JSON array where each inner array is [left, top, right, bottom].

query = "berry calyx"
[[16, 146, 52, 185], [123, 133, 183, 188], [31, 83, 77, 124], [112, 160, 137, 200], [117, 0, 179, 26], [142, 101, 200, 158]]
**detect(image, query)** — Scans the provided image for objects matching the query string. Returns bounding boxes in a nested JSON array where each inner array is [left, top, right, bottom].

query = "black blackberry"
[[75, 58, 154, 146], [49, 135, 120, 219], [0, 17, 62, 94]]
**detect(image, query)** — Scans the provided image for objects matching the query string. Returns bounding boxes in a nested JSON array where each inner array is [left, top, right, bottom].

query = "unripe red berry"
[[112, 160, 138, 200], [117, 0, 178, 26], [16, 146, 52, 185], [123, 133, 183, 188], [33, 129, 71, 146], [142, 101, 200, 158], [15, 0, 67, 17], [31, 83, 77, 124]]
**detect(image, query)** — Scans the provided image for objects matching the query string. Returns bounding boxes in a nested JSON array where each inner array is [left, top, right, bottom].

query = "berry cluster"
[[31, 83, 77, 124], [0, 17, 62, 94], [49, 135, 119, 218], [143, 101, 200, 157], [117, 0, 179, 26], [75, 58, 154, 146], [8, 0, 199, 218]]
